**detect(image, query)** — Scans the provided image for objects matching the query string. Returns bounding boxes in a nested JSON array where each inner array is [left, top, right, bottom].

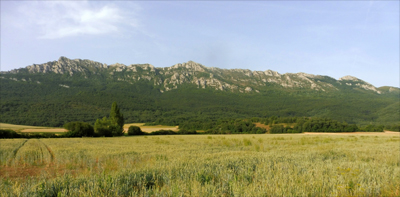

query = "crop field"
[[0, 134, 399, 196], [0, 123, 67, 133], [0, 123, 50, 131], [123, 123, 179, 133]]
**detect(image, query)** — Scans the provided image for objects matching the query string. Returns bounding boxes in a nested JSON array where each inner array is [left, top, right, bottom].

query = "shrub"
[[270, 125, 285, 133], [362, 125, 384, 132], [0, 129, 20, 138], [64, 121, 94, 137], [150, 130, 177, 135], [177, 129, 197, 134], [386, 125, 400, 132], [128, 126, 143, 135]]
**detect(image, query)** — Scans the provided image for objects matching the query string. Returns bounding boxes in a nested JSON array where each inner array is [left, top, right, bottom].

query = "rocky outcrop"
[[339, 75, 359, 81], [24, 56, 107, 76], [339, 75, 381, 94], [1, 56, 388, 95]]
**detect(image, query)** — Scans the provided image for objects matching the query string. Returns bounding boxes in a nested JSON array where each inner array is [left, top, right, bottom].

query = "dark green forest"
[[0, 70, 399, 131]]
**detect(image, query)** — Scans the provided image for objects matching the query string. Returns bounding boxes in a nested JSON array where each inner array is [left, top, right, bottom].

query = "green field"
[[1, 134, 399, 196]]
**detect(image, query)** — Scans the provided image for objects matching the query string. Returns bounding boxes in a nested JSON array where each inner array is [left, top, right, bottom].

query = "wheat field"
[[0, 134, 399, 196]]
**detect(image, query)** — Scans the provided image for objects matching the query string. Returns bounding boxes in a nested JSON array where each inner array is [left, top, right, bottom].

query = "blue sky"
[[1, 1, 399, 87]]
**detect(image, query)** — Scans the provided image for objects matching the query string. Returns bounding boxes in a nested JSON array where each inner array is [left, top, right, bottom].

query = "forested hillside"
[[1, 57, 398, 127]]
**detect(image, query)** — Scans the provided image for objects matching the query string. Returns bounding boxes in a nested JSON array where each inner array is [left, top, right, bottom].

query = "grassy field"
[[0, 134, 399, 196], [0, 123, 51, 131], [0, 123, 67, 134], [123, 123, 179, 133]]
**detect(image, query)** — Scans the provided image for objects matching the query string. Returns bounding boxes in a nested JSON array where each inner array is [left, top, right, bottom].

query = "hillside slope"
[[1, 57, 398, 126]]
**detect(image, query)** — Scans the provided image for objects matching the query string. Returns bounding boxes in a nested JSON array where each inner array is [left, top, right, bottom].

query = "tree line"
[[1, 101, 398, 138]]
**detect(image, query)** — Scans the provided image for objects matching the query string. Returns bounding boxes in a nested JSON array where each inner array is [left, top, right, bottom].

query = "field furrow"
[[6, 139, 29, 166], [12, 139, 52, 167], [38, 139, 55, 164], [0, 139, 28, 166]]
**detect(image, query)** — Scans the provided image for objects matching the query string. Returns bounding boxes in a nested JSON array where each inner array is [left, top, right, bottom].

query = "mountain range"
[[1, 56, 399, 127]]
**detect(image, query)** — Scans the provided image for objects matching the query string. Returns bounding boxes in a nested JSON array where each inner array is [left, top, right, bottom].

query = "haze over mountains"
[[1, 57, 399, 127]]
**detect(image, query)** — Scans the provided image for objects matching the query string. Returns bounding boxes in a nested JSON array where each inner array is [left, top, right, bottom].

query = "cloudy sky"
[[1, 1, 399, 87]]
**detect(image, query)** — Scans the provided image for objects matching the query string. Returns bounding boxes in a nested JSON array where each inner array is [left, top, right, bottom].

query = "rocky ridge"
[[3, 56, 395, 94]]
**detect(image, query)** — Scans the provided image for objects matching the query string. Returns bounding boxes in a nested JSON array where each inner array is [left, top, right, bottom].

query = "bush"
[[0, 130, 60, 139], [177, 129, 197, 134], [64, 121, 94, 137], [385, 124, 400, 132], [362, 125, 384, 132], [0, 129, 20, 138], [128, 126, 143, 135], [391, 125, 400, 132], [270, 125, 285, 133], [150, 130, 177, 135]]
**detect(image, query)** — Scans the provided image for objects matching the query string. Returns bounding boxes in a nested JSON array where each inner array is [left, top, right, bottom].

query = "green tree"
[[94, 117, 113, 137], [110, 101, 124, 135], [94, 102, 125, 137]]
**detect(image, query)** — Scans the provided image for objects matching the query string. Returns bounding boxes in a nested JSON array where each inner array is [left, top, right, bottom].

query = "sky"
[[1, 1, 399, 88]]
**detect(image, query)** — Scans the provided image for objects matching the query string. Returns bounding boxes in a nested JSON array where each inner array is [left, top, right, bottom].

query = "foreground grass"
[[0, 134, 399, 196]]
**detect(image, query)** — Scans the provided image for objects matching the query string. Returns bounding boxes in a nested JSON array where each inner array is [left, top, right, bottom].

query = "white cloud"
[[14, 1, 138, 39]]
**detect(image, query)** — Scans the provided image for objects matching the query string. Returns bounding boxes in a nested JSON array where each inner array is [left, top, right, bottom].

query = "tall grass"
[[1, 134, 399, 196]]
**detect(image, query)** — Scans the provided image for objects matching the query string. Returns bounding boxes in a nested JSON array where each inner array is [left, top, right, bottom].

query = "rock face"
[[22, 56, 107, 76], [2, 56, 395, 94], [338, 75, 381, 94]]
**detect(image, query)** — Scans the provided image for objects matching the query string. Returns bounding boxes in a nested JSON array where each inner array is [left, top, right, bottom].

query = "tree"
[[270, 125, 284, 133], [94, 117, 113, 137], [110, 101, 124, 135], [94, 102, 125, 137]]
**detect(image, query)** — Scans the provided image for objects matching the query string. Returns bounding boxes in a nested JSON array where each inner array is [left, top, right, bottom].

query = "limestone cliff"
[[2, 56, 395, 94]]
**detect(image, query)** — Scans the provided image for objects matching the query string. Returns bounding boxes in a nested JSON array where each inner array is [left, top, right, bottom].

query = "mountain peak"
[[21, 56, 107, 76], [58, 56, 69, 61], [167, 61, 207, 72], [1, 57, 388, 95], [339, 75, 359, 81]]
